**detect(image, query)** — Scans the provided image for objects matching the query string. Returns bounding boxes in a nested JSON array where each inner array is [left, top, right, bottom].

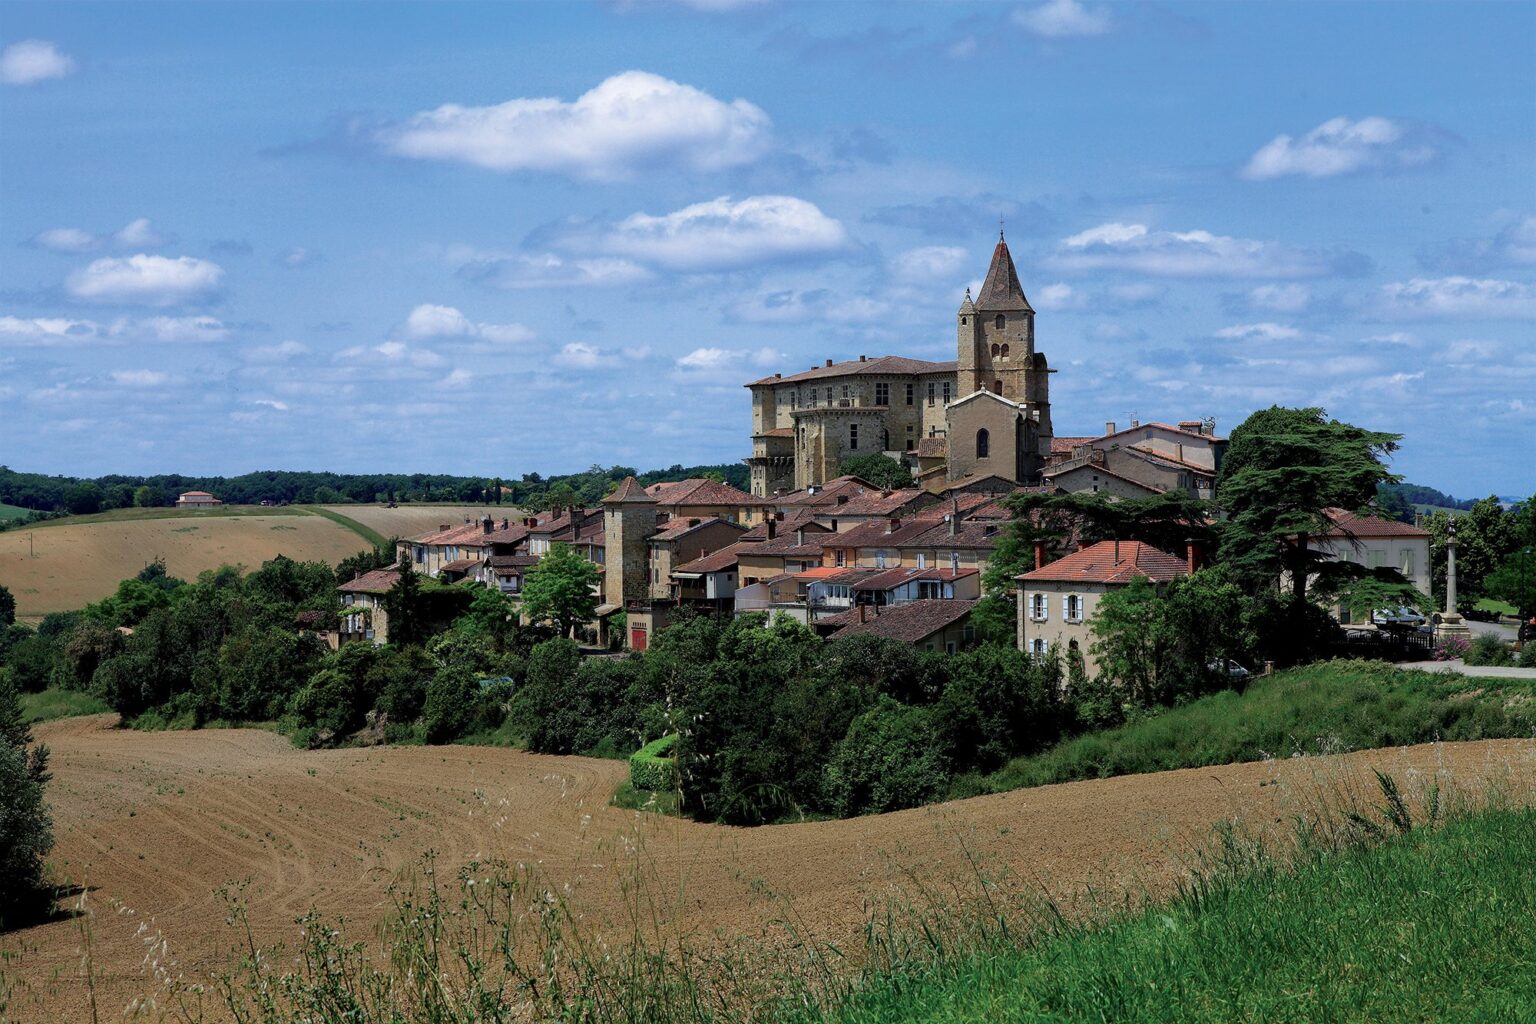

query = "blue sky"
[[2, 1, 1532, 495]]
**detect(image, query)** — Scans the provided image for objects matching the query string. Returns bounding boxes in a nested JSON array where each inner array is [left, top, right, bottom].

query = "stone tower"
[[600, 476, 656, 610], [957, 231, 1036, 403]]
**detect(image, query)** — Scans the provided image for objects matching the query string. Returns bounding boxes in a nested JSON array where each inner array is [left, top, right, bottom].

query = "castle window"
[[976, 428, 990, 458], [875, 382, 890, 405], [927, 382, 936, 406], [841, 384, 850, 400], [992, 380, 1003, 394], [942, 381, 952, 404], [789, 391, 797, 409], [991, 343, 1000, 357], [1000, 344, 1009, 357], [995, 314, 1005, 329], [905, 382, 914, 405], [961, 316, 967, 325], [849, 423, 859, 450]]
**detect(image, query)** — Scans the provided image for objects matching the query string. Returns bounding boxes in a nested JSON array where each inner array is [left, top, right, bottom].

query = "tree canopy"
[[837, 453, 915, 490], [520, 544, 601, 638]]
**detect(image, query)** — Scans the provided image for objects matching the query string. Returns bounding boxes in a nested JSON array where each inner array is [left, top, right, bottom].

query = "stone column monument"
[[1436, 519, 1472, 640]]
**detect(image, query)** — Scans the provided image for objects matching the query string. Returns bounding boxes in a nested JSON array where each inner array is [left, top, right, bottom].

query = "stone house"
[[337, 567, 400, 646], [1300, 510, 1433, 624]]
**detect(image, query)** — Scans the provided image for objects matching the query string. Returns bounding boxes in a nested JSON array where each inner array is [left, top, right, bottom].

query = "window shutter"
[[1062, 595, 1069, 619]]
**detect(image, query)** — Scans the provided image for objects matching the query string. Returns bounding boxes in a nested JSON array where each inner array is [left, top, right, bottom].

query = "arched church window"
[[990, 343, 1000, 357], [1000, 344, 1010, 357], [995, 314, 1005, 329], [976, 428, 990, 459], [992, 380, 1002, 394], [961, 316, 967, 325]]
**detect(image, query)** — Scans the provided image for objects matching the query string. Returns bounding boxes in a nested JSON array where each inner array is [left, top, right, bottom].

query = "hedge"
[[629, 734, 678, 792]]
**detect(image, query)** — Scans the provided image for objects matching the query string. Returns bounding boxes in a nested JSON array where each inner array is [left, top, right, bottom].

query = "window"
[[841, 384, 850, 400], [835, 549, 846, 568], [849, 423, 859, 450], [1401, 549, 1416, 578], [1030, 592, 1049, 621], [875, 550, 887, 568], [1065, 594, 1082, 622], [946, 641, 957, 655], [789, 390, 798, 409], [992, 379, 1003, 394], [991, 343, 1000, 356], [905, 382, 914, 405], [875, 382, 890, 405], [976, 428, 990, 459], [942, 381, 952, 404], [916, 552, 927, 569], [906, 440, 915, 451], [995, 314, 1005, 329], [1029, 637, 1047, 661], [1000, 344, 1009, 357], [927, 382, 936, 406], [1368, 549, 1386, 569]]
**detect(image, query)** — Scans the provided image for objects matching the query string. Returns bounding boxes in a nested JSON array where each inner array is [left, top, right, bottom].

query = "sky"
[[1, 1, 1532, 496]]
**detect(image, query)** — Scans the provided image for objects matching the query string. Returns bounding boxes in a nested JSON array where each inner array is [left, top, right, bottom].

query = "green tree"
[[1159, 565, 1257, 698], [521, 544, 599, 637], [1485, 545, 1536, 622], [1088, 577, 1169, 705], [382, 563, 426, 647], [0, 673, 53, 927], [0, 583, 13, 628], [422, 666, 479, 743], [837, 453, 915, 490], [65, 482, 102, 515], [822, 697, 948, 816], [1217, 407, 1402, 598]]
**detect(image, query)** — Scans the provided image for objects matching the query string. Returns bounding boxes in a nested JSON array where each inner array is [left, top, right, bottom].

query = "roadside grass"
[[960, 659, 1536, 796], [187, 770, 1532, 1024], [294, 504, 390, 549], [19, 688, 110, 724], [1476, 596, 1518, 617]]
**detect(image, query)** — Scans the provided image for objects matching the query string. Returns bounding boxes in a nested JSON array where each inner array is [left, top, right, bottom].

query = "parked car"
[[1207, 659, 1251, 682], [1372, 606, 1426, 627]]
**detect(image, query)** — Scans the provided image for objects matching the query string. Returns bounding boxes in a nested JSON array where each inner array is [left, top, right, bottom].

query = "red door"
[[630, 626, 648, 652]]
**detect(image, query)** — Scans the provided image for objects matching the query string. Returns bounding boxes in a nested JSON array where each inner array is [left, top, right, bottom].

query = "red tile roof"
[[824, 599, 978, 643], [1018, 540, 1189, 584], [916, 437, 948, 458], [338, 568, 401, 593], [747, 355, 957, 388], [740, 510, 824, 540], [438, 557, 483, 574], [975, 235, 1032, 312], [602, 476, 656, 505], [816, 488, 934, 518], [645, 478, 762, 507], [1317, 509, 1432, 539], [649, 516, 746, 542], [1042, 461, 1167, 495], [673, 542, 751, 575], [1050, 436, 1096, 455]]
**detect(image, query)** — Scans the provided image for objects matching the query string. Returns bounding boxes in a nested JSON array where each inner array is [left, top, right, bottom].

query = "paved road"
[[1402, 659, 1536, 679], [1466, 618, 1519, 640]]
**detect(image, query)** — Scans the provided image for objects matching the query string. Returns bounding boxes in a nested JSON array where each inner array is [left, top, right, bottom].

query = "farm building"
[[176, 490, 223, 507]]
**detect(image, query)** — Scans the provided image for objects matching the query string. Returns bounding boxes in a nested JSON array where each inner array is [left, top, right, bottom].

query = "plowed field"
[[5, 717, 1532, 1022]]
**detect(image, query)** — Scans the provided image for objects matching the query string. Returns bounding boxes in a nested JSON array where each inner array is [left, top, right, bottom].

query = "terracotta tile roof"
[[1107, 422, 1226, 444], [487, 555, 539, 570], [847, 566, 978, 592], [740, 510, 824, 540], [338, 567, 401, 593], [1050, 436, 1096, 455], [816, 488, 933, 518], [974, 235, 1032, 312], [673, 542, 751, 575], [649, 516, 747, 543], [602, 476, 656, 505], [1042, 461, 1167, 495], [747, 355, 957, 388], [438, 557, 483, 574], [824, 599, 979, 643], [773, 476, 884, 508], [759, 427, 794, 438], [827, 514, 948, 550], [645, 478, 762, 507], [1317, 509, 1432, 539], [1018, 540, 1189, 584], [903, 517, 1007, 550], [178, 490, 216, 498], [741, 532, 830, 558], [916, 437, 948, 458]]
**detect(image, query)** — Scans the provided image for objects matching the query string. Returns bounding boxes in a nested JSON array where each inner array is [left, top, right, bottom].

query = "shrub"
[[628, 734, 678, 792], [422, 666, 479, 744], [0, 675, 52, 927], [1520, 643, 1536, 669], [823, 696, 948, 816], [1434, 634, 1471, 661], [1464, 633, 1513, 667]]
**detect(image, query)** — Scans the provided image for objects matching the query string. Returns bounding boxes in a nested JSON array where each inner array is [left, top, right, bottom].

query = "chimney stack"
[[1130, 418, 1140, 429], [1105, 421, 1117, 436], [825, 358, 834, 367], [1186, 538, 1202, 575], [1034, 540, 1047, 569], [766, 518, 777, 540], [438, 523, 450, 532], [858, 604, 867, 624], [482, 515, 493, 534], [859, 354, 867, 362], [949, 497, 959, 536]]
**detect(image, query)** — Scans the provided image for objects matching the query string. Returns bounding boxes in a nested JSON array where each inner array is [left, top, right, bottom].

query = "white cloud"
[[1033, 282, 1085, 311], [1243, 116, 1438, 180], [674, 346, 785, 377], [245, 340, 309, 362], [0, 40, 75, 86], [0, 315, 100, 346], [251, 398, 289, 411], [1418, 215, 1536, 273], [278, 246, 324, 268], [115, 315, 228, 343], [1214, 322, 1302, 342], [579, 194, 849, 272], [1246, 283, 1311, 313], [552, 341, 607, 368], [67, 254, 224, 306], [1013, 0, 1113, 38], [377, 70, 771, 180], [338, 340, 446, 368], [891, 246, 968, 282], [434, 368, 474, 390], [29, 217, 172, 253], [459, 252, 653, 290], [676, 347, 739, 370], [397, 303, 534, 344], [1379, 276, 1536, 319], [1054, 222, 1361, 278], [726, 287, 890, 326], [110, 369, 169, 387]]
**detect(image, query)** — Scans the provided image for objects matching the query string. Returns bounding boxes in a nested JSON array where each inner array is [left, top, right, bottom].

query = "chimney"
[[859, 354, 867, 362], [524, 516, 537, 528], [1130, 418, 1140, 429], [949, 497, 959, 536], [688, 518, 701, 527], [836, 494, 849, 505], [825, 358, 834, 367], [887, 515, 899, 534], [1186, 538, 1202, 575], [858, 604, 867, 623], [482, 516, 493, 534], [1034, 540, 1047, 569], [501, 518, 509, 530], [438, 523, 450, 532], [766, 518, 777, 539], [1105, 421, 1117, 436], [464, 517, 471, 525]]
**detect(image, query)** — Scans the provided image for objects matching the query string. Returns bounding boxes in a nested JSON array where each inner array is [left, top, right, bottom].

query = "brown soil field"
[[5, 717, 1532, 1022], [319, 504, 517, 539], [0, 516, 371, 620]]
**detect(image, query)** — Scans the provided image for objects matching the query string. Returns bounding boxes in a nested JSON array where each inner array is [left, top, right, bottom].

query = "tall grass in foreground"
[[963, 659, 1536, 796], [99, 766, 1521, 1024]]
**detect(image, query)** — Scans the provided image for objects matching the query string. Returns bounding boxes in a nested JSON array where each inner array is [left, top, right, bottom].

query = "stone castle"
[[745, 232, 1056, 496]]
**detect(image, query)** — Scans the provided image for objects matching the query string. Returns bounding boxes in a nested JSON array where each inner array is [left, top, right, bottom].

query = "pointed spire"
[[975, 235, 1033, 313], [601, 475, 656, 504], [959, 286, 975, 313]]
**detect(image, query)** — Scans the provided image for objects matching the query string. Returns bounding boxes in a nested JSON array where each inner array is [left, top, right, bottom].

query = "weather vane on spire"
[[999, 217, 1005, 240]]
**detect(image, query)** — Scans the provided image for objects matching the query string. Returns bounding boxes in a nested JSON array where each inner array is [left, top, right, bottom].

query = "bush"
[[823, 697, 948, 816], [1520, 643, 1536, 669], [628, 734, 678, 792], [1464, 633, 1513, 667], [422, 666, 479, 744], [1434, 634, 1472, 661]]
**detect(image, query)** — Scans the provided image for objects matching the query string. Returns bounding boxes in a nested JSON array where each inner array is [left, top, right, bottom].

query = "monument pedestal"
[[1435, 612, 1472, 640]]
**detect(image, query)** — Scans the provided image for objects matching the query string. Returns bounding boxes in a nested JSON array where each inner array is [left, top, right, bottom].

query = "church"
[[745, 232, 1056, 496]]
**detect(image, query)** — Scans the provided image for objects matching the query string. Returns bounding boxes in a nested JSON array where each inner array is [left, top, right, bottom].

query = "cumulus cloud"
[[891, 246, 968, 282], [1242, 116, 1440, 180], [557, 194, 849, 272], [397, 303, 534, 344], [1378, 276, 1536, 319], [1417, 215, 1536, 274], [1053, 222, 1365, 278], [552, 341, 609, 369], [338, 340, 446, 369], [245, 340, 309, 362], [28, 217, 173, 253], [1214, 322, 1302, 342], [1033, 282, 1086, 311], [673, 346, 785, 379], [376, 71, 771, 180], [250, 398, 290, 411], [0, 315, 100, 346], [1245, 283, 1311, 313], [0, 40, 75, 85], [67, 254, 224, 306], [0, 313, 227, 345], [1013, 0, 1113, 37], [459, 252, 653, 290]]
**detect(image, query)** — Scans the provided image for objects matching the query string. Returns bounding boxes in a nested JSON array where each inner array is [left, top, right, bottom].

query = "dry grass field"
[[317, 503, 515, 539], [0, 515, 371, 620], [3, 716, 1531, 1023]]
